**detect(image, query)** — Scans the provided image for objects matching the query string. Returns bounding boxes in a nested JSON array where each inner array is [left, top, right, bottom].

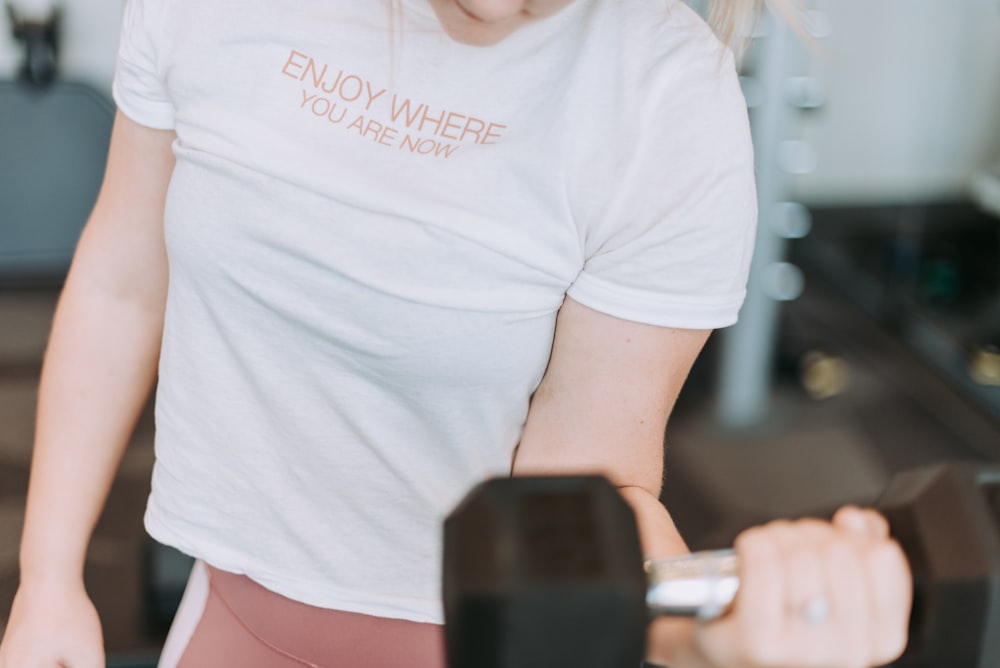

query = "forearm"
[[19, 269, 164, 587], [618, 485, 713, 668], [511, 299, 715, 664]]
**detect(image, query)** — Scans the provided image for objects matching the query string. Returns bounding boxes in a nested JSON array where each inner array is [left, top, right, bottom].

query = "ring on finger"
[[799, 595, 831, 624]]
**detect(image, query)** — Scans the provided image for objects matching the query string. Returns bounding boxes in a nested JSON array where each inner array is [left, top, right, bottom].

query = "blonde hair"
[[706, 0, 802, 59]]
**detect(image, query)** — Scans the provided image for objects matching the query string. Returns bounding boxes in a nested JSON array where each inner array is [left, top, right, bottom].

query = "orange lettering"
[[391, 96, 425, 127], [365, 82, 387, 111], [418, 108, 446, 135], [347, 115, 366, 135], [378, 126, 398, 147], [362, 119, 384, 142], [399, 134, 459, 158], [303, 58, 327, 89], [400, 133, 421, 153], [482, 122, 507, 145], [434, 142, 460, 158], [339, 75, 364, 102], [311, 98, 330, 116], [439, 112, 465, 140], [326, 103, 347, 124], [321, 69, 344, 95], [281, 50, 308, 79], [459, 117, 486, 143]]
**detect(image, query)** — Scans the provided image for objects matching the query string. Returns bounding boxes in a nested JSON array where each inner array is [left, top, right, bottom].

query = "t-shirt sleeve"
[[112, 0, 175, 130], [566, 44, 757, 330]]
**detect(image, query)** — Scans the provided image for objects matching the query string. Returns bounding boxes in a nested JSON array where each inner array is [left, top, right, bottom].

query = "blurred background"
[[1, 0, 1000, 665]]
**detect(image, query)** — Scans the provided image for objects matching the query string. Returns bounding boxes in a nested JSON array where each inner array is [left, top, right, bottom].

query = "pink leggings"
[[157, 561, 446, 668]]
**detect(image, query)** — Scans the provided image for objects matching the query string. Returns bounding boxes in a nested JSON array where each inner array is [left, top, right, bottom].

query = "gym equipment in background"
[[444, 461, 1000, 668], [715, 9, 829, 427], [970, 160, 1000, 221], [795, 201, 1000, 430], [0, 4, 114, 284]]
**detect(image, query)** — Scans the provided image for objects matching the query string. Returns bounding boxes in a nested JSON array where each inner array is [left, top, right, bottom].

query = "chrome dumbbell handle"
[[645, 549, 739, 621]]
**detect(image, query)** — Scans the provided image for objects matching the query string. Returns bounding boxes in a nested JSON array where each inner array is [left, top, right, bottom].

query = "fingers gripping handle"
[[645, 549, 740, 620]]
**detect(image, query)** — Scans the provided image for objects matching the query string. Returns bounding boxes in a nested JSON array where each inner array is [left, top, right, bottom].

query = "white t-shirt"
[[113, 0, 756, 623]]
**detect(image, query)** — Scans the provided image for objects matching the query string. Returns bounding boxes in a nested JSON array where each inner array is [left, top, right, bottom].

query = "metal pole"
[[715, 9, 820, 427]]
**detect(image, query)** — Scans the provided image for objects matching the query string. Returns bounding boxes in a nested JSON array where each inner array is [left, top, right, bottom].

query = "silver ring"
[[800, 596, 830, 624]]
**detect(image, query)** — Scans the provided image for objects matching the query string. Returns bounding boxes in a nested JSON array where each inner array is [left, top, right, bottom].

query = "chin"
[[445, 30, 514, 46], [427, 3, 524, 47], [440, 23, 519, 46]]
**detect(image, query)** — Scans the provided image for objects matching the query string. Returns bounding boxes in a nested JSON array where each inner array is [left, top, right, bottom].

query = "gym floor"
[[1, 259, 998, 660]]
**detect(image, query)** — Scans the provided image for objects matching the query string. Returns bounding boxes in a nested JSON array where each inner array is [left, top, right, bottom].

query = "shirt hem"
[[112, 79, 176, 130], [567, 275, 745, 330], [144, 503, 445, 625]]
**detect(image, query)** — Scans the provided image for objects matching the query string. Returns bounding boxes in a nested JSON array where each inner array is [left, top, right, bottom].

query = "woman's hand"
[[690, 507, 912, 668], [0, 579, 104, 668]]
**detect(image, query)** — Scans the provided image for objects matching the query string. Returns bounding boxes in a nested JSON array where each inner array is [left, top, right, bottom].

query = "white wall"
[[2, 0, 999, 207], [0, 0, 126, 95], [790, 0, 1000, 206]]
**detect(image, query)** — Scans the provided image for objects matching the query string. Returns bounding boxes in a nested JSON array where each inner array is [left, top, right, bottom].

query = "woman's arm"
[[510, 297, 910, 668], [511, 296, 709, 665], [0, 111, 175, 668], [21, 110, 174, 587]]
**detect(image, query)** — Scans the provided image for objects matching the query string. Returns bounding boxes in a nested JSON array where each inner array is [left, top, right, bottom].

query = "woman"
[[0, 0, 911, 666]]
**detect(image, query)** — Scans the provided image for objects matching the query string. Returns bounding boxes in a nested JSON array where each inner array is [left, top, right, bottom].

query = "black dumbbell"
[[442, 461, 1000, 668]]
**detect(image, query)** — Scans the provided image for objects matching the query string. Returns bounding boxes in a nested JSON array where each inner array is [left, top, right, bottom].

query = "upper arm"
[[511, 296, 711, 495], [68, 110, 176, 311]]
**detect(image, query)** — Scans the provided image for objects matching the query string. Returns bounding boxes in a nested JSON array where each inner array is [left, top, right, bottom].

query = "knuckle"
[[825, 539, 858, 569], [735, 526, 772, 553], [878, 538, 907, 564], [748, 520, 794, 548], [768, 519, 800, 538], [867, 510, 891, 535]]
